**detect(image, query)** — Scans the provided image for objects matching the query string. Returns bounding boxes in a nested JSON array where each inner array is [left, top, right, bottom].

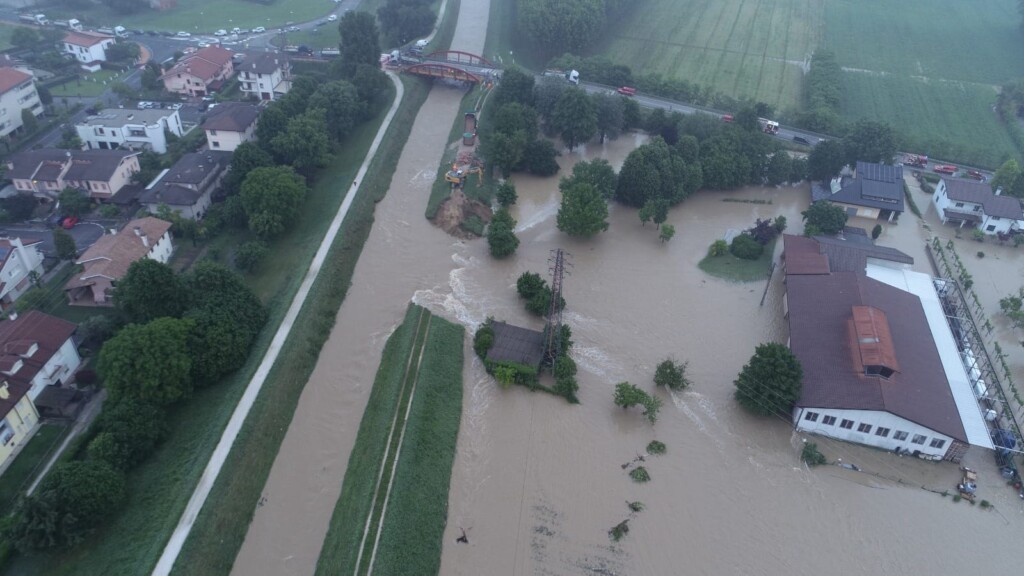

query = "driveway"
[[0, 221, 107, 257]]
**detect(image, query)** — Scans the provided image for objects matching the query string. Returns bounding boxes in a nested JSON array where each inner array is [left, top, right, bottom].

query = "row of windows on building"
[[803, 411, 946, 450]]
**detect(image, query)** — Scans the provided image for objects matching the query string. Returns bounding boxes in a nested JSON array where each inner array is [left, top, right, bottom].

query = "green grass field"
[[824, 0, 1024, 167], [48, 70, 125, 98], [698, 238, 776, 282], [272, 27, 340, 50], [49, 0, 334, 33], [0, 24, 21, 51], [313, 306, 464, 576], [596, 0, 824, 111]]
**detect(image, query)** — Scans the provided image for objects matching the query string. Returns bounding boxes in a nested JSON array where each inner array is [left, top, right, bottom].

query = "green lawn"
[[698, 238, 777, 282], [0, 423, 68, 517], [48, 70, 124, 98], [49, 0, 335, 34], [0, 24, 21, 51], [314, 306, 464, 576], [595, 0, 824, 111], [167, 77, 433, 576], [272, 27, 340, 50]]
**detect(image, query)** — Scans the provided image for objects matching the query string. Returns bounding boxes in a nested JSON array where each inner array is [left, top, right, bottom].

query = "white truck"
[[53, 19, 84, 32], [18, 14, 48, 26], [543, 69, 580, 85], [97, 25, 128, 38]]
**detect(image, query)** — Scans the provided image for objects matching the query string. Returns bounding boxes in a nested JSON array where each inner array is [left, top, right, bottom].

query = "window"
[[209, 130, 217, 136], [875, 427, 890, 437], [857, 423, 872, 433], [804, 411, 819, 422], [973, 205, 982, 212], [0, 421, 12, 445], [930, 438, 946, 449], [822, 415, 836, 426], [992, 216, 1001, 221], [955, 202, 964, 208], [911, 434, 926, 445], [986, 225, 996, 232], [840, 419, 854, 430], [211, 141, 220, 148], [893, 431, 909, 441]]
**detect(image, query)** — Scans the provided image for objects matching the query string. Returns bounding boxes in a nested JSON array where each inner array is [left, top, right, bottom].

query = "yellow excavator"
[[444, 160, 483, 188]]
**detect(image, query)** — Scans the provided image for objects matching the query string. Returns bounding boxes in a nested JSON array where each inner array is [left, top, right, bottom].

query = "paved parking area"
[[0, 222, 108, 257]]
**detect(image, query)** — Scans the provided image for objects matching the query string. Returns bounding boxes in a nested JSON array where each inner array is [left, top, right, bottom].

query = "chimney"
[[0, 382, 8, 400], [7, 311, 17, 321], [135, 227, 149, 247]]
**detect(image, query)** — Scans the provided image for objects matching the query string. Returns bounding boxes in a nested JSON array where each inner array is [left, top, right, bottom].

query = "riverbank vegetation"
[[314, 305, 464, 576]]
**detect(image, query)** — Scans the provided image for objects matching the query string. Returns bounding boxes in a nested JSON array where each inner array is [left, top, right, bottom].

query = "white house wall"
[[793, 407, 955, 459], [144, 232, 174, 263], [27, 337, 82, 400]]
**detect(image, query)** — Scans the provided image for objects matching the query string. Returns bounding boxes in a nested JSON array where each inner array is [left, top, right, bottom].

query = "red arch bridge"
[[398, 50, 500, 84]]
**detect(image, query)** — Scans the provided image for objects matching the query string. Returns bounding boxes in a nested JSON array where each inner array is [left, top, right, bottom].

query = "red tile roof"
[[0, 67, 31, 95], [63, 30, 114, 48], [782, 234, 830, 275], [162, 46, 233, 83], [0, 310, 77, 419]]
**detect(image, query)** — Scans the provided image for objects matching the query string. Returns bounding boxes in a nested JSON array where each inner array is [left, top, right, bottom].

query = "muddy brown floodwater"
[[430, 138, 1024, 576]]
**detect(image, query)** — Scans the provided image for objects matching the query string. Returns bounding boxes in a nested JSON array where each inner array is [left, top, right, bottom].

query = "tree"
[[552, 87, 597, 150], [483, 130, 528, 178], [651, 199, 669, 227], [789, 157, 809, 183], [53, 227, 77, 260], [14, 288, 46, 313], [241, 166, 308, 238], [533, 76, 567, 121], [843, 120, 898, 166], [516, 271, 546, 300], [114, 259, 187, 323], [77, 315, 119, 347], [140, 61, 163, 90], [592, 91, 624, 143], [654, 359, 689, 390], [807, 139, 846, 182], [495, 181, 517, 207], [339, 11, 382, 68], [659, 224, 675, 242], [557, 181, 608, 237], [21, 109, 38, 134], [730, 233, 764, 260], [613, 382, 661, 424], [271, 109, 329, 172], [254, 103, 289, 144], [765, 151, 792, 186], [56, 127, 82, 150], [234, 240, 268, 272], [801, 201, 848, 236], [639, 201, 653, 227], [184, 261, 267, 338], [58, 188, 90, 217], [516, 139, 560, 176], [11, 27, 39, 48], [492, 66, 535, 108], [88, 396, 167, 471], [105, 42, 140, 62], [561, 158, 617, 200], [0, 193, 37, 222], [487, 207, 519, 258], [734, 343, 803, 417], [98, 317, 194, 405], [518, 0, 606, 54], [990, 159, 1023, 197], [222, 141, 274, 197], [7, 460, 125, 552], [377, 0, 435, 45], [308, 80, 365, 141]]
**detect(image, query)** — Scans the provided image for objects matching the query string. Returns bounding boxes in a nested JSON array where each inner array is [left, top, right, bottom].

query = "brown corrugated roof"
[[65, 217, 172, 293], [851, 306, 899, 373], [782, 235, 830, 275], [0, 67, 31, 95], [786, 272, 967, 442]]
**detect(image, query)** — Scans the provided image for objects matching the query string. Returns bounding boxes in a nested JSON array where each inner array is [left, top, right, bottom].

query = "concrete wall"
[[0, 79, 42, 138], [27, 338, 82, 400], [794, 407, 955, 460], [0, 395, 40, 472], [205, 127, 251, 152], [145, 231, 174, 263]]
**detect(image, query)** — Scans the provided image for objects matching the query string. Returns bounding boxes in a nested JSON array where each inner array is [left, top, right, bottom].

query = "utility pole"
[[543, 248, 572, 366]]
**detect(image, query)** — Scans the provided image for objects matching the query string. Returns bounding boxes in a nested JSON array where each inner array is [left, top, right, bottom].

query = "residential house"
[[0, 238, 44, 312], [64, 217, 173, 306], [782, 234, 994, 462], [161, 46, 234, 98], [201, 102, 259, 151], [76, 108, 184, 154], [932, 178, 1024, 235], [237, 53, 291, 101], [6, 148, 140, 200], [0, 380, 39, 474], [0, 67, 43, 139], [812, 162, 905, 222], [62, 31, 116, 72], [139, 151, 231, 219]]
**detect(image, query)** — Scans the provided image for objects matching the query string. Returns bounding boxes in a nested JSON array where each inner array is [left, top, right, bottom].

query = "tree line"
[[517, 0, 628, 55], [5, 260, 266, 553]]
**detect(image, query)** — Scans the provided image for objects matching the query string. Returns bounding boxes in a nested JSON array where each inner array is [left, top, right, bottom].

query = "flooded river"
[[231, 0, 1024, 573]]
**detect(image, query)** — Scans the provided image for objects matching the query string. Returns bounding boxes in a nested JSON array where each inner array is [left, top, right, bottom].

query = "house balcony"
[[940, 206, 982, 226]]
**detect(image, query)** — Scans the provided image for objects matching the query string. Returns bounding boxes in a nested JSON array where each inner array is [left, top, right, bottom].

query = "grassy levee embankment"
[[424, 82, 488, 220], [314, 307, 464, 576], [165, 78, 433, 576], [2, 77, 409, 576]]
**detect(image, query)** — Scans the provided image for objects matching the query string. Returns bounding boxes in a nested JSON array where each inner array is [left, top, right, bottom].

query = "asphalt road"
[[0, 221, 108, 257]]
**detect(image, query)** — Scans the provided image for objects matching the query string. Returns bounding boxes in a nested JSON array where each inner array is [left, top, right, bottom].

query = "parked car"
[[232, 27, 243, 34], [62, 216, 79, 229], [793, 136, 810, 145], [933, 164, 958, 175], [288, 26, 300, 32], [253, 26, 266, 33], [214, 29, 227, 36], [177, 31, 191, 37], [328, 14, 338, 21], [137, 101, 153, 109], [197, 41, 209, 48], [617, 86, 637, 96], [966, 170, 985, 181], [721, 114, 733, 122]]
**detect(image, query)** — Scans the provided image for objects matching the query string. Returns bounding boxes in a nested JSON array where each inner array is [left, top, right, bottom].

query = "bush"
[[801, 442, 827, 467], [977, 251, 985, 259], [708, 239, 729, 257], [495, 181, 517, 207], [554, 355, 577, 379], [234, 240, 268, 272], [653, 359, 689, 391], [517, 139, 560, 176], [516, 271, 546, 300], [730, 233, 764, 260], [553, 374, 579, 403], [646, 440, 666, 455], [473, 323, 495, 359], [747, 218, 778, 245], [872, 224, 883, 240], [972, 229, 985, 242], [629, 466, 650, 483], [98, 204, 120, 218], [460, 214, 485, 236]]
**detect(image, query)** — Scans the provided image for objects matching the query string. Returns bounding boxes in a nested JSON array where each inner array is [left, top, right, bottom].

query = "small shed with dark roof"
[[817, 162, 905, 222], [486, 322, 546, 369]]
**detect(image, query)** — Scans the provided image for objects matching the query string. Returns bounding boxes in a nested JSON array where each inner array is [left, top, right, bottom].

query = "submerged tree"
[[733, 343, 803, 417]]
